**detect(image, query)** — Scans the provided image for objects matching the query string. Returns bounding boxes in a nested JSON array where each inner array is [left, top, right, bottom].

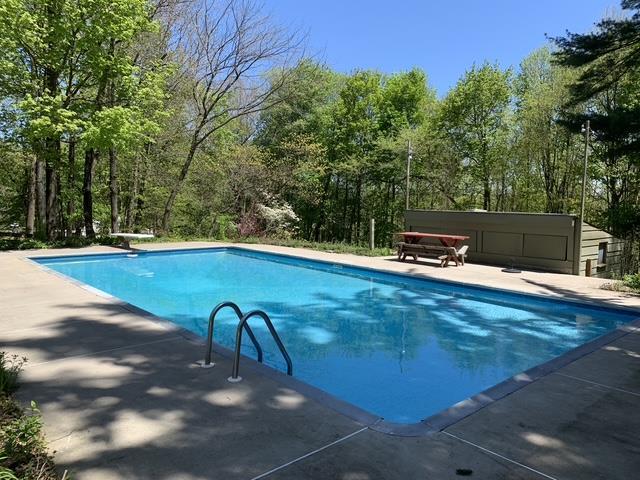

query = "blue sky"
[[264, 0, 616, 95]]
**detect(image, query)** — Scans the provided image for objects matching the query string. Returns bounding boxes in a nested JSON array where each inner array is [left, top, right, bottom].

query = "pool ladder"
[[201, 301, 293, 382]]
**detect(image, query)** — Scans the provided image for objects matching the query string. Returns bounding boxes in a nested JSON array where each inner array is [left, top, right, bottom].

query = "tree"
[[0, 0, 157, 239], [513, 47, 584, 213], [554, 1, 640, 272], [439, 63, 511, 210], [255, 61, 341, 240], [160, 0, 303, 232], [553, 1, 640, 104]]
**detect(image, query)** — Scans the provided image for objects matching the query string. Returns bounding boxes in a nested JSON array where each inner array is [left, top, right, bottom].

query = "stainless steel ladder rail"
[[203, 301, 263, 367], [228, 310, 293, 383]]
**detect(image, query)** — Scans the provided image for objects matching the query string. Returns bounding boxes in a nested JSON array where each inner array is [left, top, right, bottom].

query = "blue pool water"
[[35, 248, 638, 423]]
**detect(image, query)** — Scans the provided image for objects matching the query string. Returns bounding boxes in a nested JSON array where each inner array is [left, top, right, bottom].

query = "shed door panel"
[[523, 234, 568, 260]]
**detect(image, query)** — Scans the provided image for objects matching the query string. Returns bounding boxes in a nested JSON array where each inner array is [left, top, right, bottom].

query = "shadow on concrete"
[[10, 302, 360, 480], [8, 286, 639, 479], [522, 278, 640, 310]]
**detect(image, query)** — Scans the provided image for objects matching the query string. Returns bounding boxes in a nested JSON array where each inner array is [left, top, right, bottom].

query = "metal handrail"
[[203, 301, 263, 367], [228, 309, 293, 382]]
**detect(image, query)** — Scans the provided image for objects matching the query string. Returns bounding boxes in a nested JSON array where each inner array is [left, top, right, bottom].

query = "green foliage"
[[1, 402, 44, 467], [553, 2, 640, 271], [623, 273, 640, 291], [513, 47, 583, 213], [0, 2, 638, 271], [0, 236, 120, 251], [0, 463, 19, 480], [553, 0, 640, 103], [236, 237, 394, 257], [214, 214, 237, 240], [0, 350, 58, 480], [439, 63, 511, 210], [378, 69, 433, 133], [0, 399, 58, 480], [0, 355, 25, 397]]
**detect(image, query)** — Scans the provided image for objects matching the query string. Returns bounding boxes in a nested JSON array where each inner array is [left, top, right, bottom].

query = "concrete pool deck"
[[1, 241, 640, 479]]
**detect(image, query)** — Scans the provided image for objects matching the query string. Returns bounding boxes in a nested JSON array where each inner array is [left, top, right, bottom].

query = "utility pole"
[[369, 218, 375, 250], [579, 120, 590, 226], [573, 120, 591, 275], [405, 140, 413, 211]]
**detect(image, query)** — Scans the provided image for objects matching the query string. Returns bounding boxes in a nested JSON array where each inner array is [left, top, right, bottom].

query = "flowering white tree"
[[257, 201, 299, 237]]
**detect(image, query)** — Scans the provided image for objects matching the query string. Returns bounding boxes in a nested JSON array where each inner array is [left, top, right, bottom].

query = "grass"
[[229, 237, 394, 256], [0, 236, 119, 251], [136, 235, 395, 256], [1, 233, 395, 257]]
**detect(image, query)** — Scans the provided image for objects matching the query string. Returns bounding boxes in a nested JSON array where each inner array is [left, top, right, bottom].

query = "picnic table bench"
[[395, 232, 470, 267]]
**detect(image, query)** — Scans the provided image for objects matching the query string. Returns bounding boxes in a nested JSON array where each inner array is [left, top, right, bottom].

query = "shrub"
[[1, 402, 45, 467], [0, 354, 26, 396], [0, 352, 60, 480], [213, 214, 237, 240], [623, 273, 640, 292], [256, 201, 299, 238], [237, 211, 263, 237], [0, 400, 58, 480], [0, 235, 121, 251]]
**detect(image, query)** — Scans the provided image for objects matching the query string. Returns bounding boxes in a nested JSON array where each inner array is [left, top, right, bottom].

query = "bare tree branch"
[[161, 0, 306, 231]]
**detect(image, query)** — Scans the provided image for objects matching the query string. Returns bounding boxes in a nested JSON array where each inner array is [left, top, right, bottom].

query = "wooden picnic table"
[[395, 232, 470, 267], [397, 232, 469, 248]]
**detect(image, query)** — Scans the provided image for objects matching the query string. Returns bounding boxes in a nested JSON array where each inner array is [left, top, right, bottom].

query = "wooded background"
[[0, 0, 638, 273]]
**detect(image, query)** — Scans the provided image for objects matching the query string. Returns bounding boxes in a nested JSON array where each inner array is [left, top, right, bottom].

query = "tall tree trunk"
[[109, 148, 119, 233], [354, 176, 362, 244], [26, 158, 37, 237], [43, 2, 61, 240], [83, 148, 97, 238], [390, 179, 396, 244], [347, 182, 358, 243], [134, 157, 148, 229], [483, 178, 491, 210], [67, 138, 76, 236], [35, 156, 47, 239], [312, 174, 331, 242], [341, 179, 349, 242], [162, 140, 198, 232], [125, 153, 140, 230], [45, 154, 59, 239], [330, 175, 341, 240]]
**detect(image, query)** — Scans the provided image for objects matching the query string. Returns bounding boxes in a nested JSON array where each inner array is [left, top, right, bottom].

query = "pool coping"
[[25, 245, 640, 437]]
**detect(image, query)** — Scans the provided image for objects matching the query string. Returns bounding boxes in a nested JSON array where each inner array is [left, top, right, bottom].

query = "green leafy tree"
[[439, 63, 511, 210], [0, 0, 157, 238], [554, 1, 640, 272], [514, 47, 584, 213]]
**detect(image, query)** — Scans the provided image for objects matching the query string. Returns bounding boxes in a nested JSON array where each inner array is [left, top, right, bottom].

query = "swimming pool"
[[34, 247, 639, 425]]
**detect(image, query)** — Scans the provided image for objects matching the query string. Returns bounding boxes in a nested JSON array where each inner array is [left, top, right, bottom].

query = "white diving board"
[[109, 233, 154, 250]]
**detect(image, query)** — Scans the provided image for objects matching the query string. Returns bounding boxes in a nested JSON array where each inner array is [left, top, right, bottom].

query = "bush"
[[0, 235, 120, 251], [256, 201, 299, 238], [236, 237, 394, 256], [1, 402, 45, 466], [623, 273, 640, 292], [213, 214, 237, 240], [0, 354, 26, 396], [0, 239, 48, 251], [237, 211, 263, 237], [0, 352, 60, 480], [0, 400, 58, 480]]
